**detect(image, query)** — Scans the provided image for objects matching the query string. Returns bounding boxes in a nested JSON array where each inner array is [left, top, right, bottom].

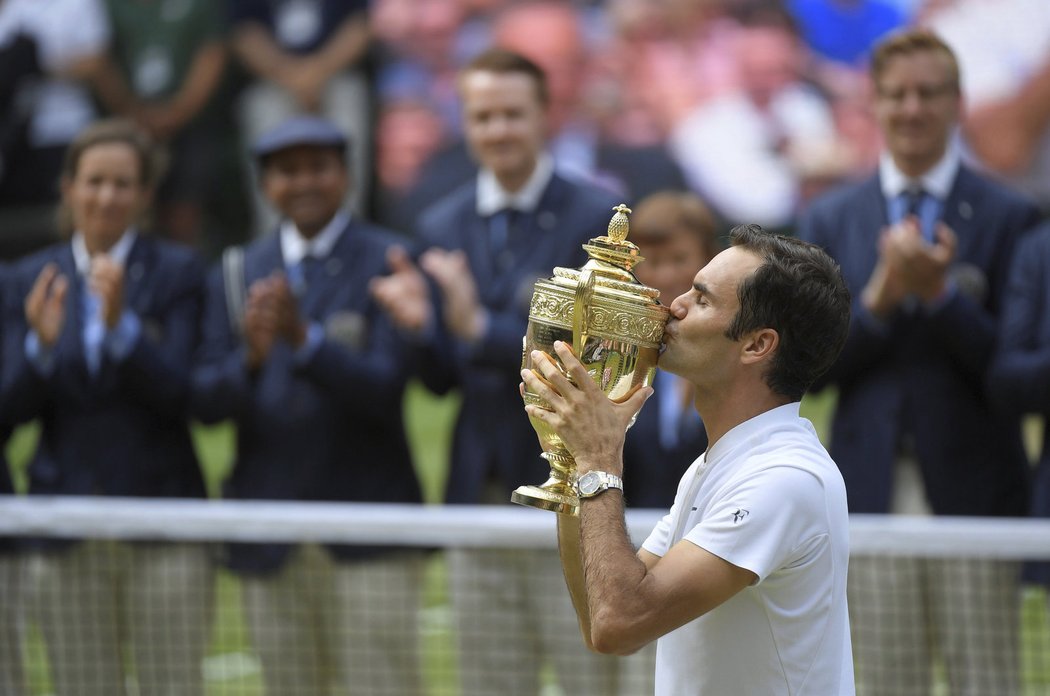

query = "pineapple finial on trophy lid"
[[607, 203, 632, 244], [581, 202, 643, 272]]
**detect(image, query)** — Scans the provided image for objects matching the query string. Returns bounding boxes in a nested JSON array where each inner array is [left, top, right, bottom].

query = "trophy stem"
[[510, 451, 579, 516]]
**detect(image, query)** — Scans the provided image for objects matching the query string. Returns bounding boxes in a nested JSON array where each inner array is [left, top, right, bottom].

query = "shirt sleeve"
[[24, 330, 56, 377], [683, 465, 828, 582], [641, 511, 674, 558]]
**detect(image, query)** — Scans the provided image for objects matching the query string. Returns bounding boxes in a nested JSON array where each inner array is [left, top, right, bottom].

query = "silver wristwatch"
[[576, 471, 624, 498]]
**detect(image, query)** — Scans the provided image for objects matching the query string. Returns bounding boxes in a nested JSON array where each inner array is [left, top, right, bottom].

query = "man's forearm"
[[556, 513, 595, 650], [578, 490, 651, 654]]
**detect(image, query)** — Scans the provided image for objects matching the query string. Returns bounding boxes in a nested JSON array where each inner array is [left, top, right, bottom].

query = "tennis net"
[[0, 496, 1047, 695]]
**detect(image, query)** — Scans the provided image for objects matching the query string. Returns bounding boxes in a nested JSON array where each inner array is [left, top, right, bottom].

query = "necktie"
[[82, 282, 104, 376], [901, 187, 933, 242], [903, 187, 925, 218], [489, 209, 518, 257], [289, 255, 320, 296]]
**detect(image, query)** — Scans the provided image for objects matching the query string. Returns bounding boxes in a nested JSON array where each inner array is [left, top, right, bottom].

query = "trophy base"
[[511, 485, 579, 516]]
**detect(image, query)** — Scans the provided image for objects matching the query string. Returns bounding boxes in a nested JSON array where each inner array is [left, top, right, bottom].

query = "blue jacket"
[[2, 237, 206, 501], [797, 167, 1041, 515], [990, 222, 1050, 524], [413, 172, 619, 504], [192, 218, 423, 573]]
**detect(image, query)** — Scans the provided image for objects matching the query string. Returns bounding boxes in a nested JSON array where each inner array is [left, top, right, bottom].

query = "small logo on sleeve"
[[731, 508, 750, 524]]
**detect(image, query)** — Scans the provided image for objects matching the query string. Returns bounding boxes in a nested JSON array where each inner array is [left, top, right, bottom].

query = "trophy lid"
[[548, 203, 661, 302], [583, 204, 644, 272]]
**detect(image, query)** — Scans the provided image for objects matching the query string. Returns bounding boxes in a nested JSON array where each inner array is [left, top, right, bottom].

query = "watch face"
[[578, 472, 601, 496]]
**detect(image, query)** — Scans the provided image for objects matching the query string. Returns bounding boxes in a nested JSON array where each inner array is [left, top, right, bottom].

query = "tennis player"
[[522, 224, 855, 694]]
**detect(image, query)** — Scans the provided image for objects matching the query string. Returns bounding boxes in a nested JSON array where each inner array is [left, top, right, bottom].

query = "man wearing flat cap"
[[192, 115, 425, 695]]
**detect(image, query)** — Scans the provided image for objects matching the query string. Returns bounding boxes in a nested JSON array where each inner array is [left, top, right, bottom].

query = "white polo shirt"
[[642, 402, 855, 695]]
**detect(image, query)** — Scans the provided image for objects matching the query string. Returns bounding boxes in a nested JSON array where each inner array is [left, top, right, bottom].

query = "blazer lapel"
[[940, 166, 979, 259], [122, 236, 153, 317], [301, 219, 355, 319], [463, 209, 499, 302]]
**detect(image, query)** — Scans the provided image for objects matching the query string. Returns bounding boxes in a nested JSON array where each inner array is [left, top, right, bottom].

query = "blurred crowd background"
[[2, 0, 1048, 261], [4, 2, 1050, 694]]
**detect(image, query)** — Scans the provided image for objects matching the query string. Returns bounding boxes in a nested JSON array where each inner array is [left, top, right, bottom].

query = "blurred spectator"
[[617, 190, 717, 696], [930, 0, 1050, 213], [597, 0, 741, 145], [0, 0, 110, 259], [0, 264, 25, 696], [191, 116, 425, 696], [92, 0, 226, 249], [798, 29, 1040, 695], [989, 221, 1050, 588], [2, 118, 212, 696], [491, 0, 687, 199], [371, 48, 621, 696], [230, 0, 373, 232], [389, 1, 687, 234], [374, 95, 450, 235], [669, 3, 854, 232], [372, 0, 499, 134]]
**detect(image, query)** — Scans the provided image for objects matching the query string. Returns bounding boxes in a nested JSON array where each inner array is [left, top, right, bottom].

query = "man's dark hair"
[[725, 224, 851, 401], [461, 47, 550, 106]]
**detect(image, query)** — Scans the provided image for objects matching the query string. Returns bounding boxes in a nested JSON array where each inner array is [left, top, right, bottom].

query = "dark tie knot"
[[903, 187, 926, 218]]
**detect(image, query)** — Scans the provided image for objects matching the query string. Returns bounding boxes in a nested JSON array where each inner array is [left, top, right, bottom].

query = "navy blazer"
[[413, 172, 619, 504], [2, 237, 206, 502], [798, 166, 1041, 515], [192, 218, 423, 573], [0, 264, 16, 554], [622, 375, 707, 509], [990, 223, 1050, 513]]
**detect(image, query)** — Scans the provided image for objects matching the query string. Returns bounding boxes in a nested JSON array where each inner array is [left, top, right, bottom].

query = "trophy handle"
[[573, 268, 596, 357]]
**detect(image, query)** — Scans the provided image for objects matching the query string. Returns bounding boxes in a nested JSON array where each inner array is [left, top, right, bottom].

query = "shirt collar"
[[476, 153, 554, 217], [879, 139, 960, 201], [280, 210, 350, 266], [705, 402, 802, 467], [71, 229, 138, 276]]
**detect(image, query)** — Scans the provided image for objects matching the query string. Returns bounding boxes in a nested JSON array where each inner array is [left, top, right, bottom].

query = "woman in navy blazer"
[[3, 119, 211, 696]]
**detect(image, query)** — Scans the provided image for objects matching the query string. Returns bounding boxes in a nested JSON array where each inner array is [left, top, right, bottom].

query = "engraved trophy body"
[[511, 204, 670, 515]]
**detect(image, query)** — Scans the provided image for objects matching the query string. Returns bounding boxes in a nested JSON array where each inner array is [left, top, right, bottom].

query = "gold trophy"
[[511, 204, 670, 515]]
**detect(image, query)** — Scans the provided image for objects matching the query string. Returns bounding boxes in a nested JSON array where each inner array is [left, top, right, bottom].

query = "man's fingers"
[[421, 249, 468, 284], [26, 264, 56, 311], [447, 249, 470, 271], [50, 274, 69, 305], [386, 246, 415, 274], [530, 349, 576, 395], [521, 365, 564, 408], [552, 341, 597, 393], [934, 222, 958, 254]]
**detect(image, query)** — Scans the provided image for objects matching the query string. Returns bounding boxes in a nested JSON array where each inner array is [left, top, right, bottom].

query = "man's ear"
[[740, 327, 778, 365]]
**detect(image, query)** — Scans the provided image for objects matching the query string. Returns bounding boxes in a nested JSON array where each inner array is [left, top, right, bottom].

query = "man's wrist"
[[575, 455, 623, 479], [576, 470, 623, 499]]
